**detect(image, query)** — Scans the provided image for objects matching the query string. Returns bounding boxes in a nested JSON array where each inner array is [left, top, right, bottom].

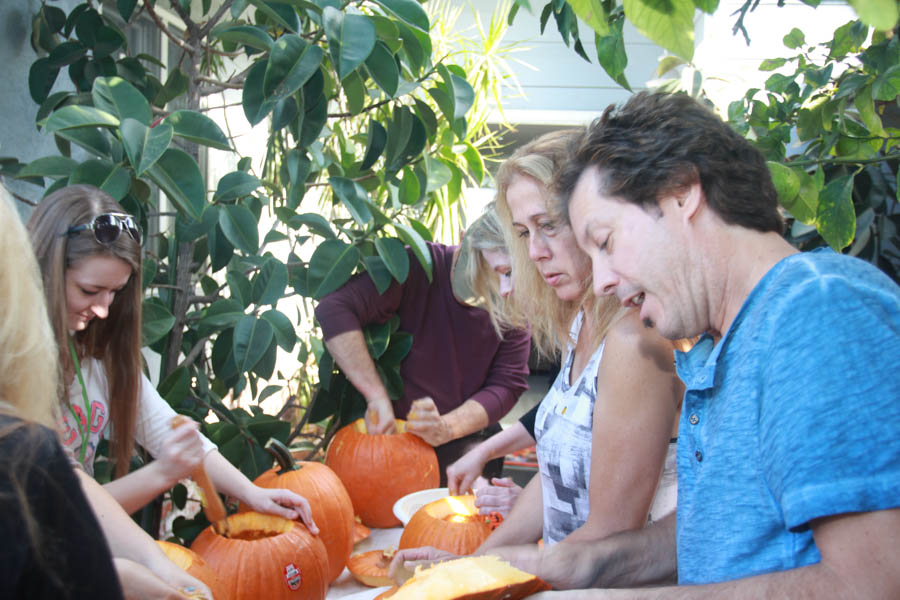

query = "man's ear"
[[676, 182, 704, 223]]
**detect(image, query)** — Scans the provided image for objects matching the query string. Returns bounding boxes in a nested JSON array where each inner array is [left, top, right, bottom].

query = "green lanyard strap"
[[67, 336, 92, 464]]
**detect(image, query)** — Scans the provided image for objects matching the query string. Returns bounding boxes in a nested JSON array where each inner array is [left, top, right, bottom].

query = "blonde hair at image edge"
[[495, 130, 625, 359], [461, 202, 513, 336], [0, 186, 59, 427]]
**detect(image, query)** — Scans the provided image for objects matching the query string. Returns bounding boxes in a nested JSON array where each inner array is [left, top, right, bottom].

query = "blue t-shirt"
[[674, 248, 900, 585]]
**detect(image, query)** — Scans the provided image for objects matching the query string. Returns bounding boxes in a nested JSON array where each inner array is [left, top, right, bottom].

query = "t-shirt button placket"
[[695, 450, 703, 462]]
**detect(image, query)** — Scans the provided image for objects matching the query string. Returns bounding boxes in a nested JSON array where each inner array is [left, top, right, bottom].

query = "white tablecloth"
[[326, 527, 403, 599]]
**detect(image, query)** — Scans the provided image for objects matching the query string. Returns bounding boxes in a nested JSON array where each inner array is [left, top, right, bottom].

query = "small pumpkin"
[[346, 548, 395, 587], [385, 555, 550, 600], [191, 512, 328, 600], [249, 439, 354, 583], [398, 495, 491, 556], [156, 540, 227, 600], [325, 418, 439, 528]]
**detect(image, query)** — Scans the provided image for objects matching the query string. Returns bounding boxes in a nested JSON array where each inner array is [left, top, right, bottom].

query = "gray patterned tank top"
[[534, 312, 605, 545]]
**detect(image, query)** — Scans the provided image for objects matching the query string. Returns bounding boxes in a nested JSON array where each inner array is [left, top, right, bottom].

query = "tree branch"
[[142, 0, 194, 56]]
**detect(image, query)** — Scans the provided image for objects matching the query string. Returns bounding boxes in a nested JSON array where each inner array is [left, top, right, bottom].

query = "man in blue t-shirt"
[[490, 92, 900, 598]]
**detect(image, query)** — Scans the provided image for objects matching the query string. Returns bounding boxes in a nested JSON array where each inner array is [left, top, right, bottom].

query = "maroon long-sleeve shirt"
[[314, 242, 530, 424]]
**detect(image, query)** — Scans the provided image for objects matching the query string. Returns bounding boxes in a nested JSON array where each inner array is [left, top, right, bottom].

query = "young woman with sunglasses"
[[26, 186, 318, 538]]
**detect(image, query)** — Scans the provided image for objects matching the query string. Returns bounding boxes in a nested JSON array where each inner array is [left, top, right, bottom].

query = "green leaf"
[[330, 176, 373, 225], [361, 119, 387, 171], [211, 25, 275, 51], [848, 0, 899, 31], [93, 76, 152, 125], [783, 28, 805, 49], [363, 255, 393, 294], [365, 41, 400, 97], [243, 60, 278, 126], [17, 156, 79, 179], [69, 160, 131, 201], [323, 7, 376, 81], [227, 270, 252, 308], [55, 128, 112, 158], [364, 321, 391, 359], [692, 0, 718, 13], [252, 258, 288, 306], [380, 331, 412, 366], [118, 0, 138, 22], [873, 65, 900, 101], [49, 41, 88, 68], [816, 175, 856, 250], [29, 58, 60, 104], [307, 239, 361, 299], [233, 315, 274, 373], [372, 0, 430, 31], [209, 225, 235, 273], [595, 23, 630, 89], [142, 298, 176, 346], [399, 167, 421, 205], [212, 328, 239, 380], [43, 105, 120, 132], [567, 0, 610, 36], [285, 212, 336, 239], [264, 34, 324, 102], [623, 0, 695, 61], [424, 154, 452, 192], [145, 148, 205, 221], [758, 58, 787, 72], [219, 204, 260, 255], [343, 70, 366, 115], [260, 309, 296, 351], [394, 222, 432, 282], [120, 118, 173, 176], [214, 171, 263, 202], [855, 84, 886, 137], [768, 161, 804, 217], [163, 111, 232, 151], [374, 237, 409, 283], [198, 299, 245, 335], [792, 169, 821, 226], [154, 68, 190, 108], [462, 142, 485, 184]]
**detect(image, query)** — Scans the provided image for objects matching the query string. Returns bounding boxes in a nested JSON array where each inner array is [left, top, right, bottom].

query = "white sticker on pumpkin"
[[284, 563, 302, 590]]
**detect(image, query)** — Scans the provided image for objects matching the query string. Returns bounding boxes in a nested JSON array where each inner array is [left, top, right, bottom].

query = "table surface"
[[326, 527, 403, 599]]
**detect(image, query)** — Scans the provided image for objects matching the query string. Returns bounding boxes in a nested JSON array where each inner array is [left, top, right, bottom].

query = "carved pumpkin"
[[156, 540, 227, 600], [346, 548, 395, 587], [385, 555, 550, 600], [249, 439, 354, 583], [398, 495, 492, 556], [191, 512, 328, 600], [353, 516, 371, 544], [325, 418, 439, 528]]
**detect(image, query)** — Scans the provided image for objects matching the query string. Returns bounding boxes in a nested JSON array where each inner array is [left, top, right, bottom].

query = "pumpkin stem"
[[264, 438, 300, 474]]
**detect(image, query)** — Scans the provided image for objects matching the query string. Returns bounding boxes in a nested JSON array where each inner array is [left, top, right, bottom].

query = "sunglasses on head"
[[65, 213, 142, 246]]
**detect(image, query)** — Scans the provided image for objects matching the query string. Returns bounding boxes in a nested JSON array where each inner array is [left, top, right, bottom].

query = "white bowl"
[[392, 487, 449, 526]]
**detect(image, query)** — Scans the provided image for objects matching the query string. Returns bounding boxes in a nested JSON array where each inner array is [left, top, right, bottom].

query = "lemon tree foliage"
[[11, 0, 514, 541], [515, 1, 900, 282]]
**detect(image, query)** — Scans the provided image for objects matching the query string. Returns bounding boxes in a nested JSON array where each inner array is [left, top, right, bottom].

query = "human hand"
[[446, 449, 488, 495], [157, 420, 206, 484], [473, 477, 522, 518], [365, 397, 396, 435], [388, 546, 459, 584], [115, 557, 209, 599], [240, 485, 319, 535], [406, 398, 452, 446]]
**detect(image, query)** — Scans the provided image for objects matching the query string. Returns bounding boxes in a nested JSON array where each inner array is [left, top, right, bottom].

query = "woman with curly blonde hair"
[[397, 129, 682, 572]]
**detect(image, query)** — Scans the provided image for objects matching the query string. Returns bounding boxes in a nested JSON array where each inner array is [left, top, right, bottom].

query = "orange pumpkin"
[[385, 555, 550, 600], [249, 439, 354, 583], [346, 548, 395, 587], [191, 512, 328, 600], [398, 495, 491, 556], [156, 540, 227, 600], [325, 418, 439, 528]]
